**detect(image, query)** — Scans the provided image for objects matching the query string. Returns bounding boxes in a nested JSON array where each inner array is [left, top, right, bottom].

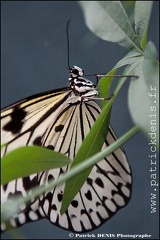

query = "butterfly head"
[[69, 66, 84, 78]]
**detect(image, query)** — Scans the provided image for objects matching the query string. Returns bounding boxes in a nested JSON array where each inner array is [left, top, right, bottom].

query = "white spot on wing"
[[29, 211, 38, 221], [114, 194, 125, 206], [18, 212, 26, 224], [121, 185, 130, 197], [105, 199, 117, 212]]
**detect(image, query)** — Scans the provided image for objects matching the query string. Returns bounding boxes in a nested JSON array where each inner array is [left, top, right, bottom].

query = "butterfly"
[[1, 65, 132, 233]]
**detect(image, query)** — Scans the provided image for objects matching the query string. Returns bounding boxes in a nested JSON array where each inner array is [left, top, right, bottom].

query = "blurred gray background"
[[1, 1, 159, 239]]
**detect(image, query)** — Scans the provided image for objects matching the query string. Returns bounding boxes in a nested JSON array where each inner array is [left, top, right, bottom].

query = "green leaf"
[[143, 42, 159, 90], [1, 146, 71, 185], [60, 69, 128, 215], [98, 68, 117, 108], [134, 1, 153, 49], [128, 41, 159, 148], [78, 1, 141, 51]]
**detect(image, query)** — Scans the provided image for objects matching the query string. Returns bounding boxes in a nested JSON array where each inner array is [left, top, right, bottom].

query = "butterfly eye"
[[71, 68, 79, 76]]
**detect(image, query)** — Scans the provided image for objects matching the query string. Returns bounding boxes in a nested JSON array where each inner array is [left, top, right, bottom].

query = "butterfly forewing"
[[1, 66, 132, 233], [1, 88, 70, 154]]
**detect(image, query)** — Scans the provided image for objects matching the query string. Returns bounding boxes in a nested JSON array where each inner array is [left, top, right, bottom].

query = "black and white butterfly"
[[1, 65, 132, 233]]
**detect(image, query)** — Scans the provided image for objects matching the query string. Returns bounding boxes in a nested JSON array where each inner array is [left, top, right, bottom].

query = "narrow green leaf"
[[98, 69, 117, 109], [60, 106, 112, 214], [60, 78, 113, 214], [134, 1, 153, 49], [78, 1, 141, 51], [1, 146, 71, 185], [128, 41, 159, 148], [60, 70, 128, 215]]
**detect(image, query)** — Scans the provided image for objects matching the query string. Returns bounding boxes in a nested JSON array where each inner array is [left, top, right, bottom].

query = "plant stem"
[[19, 126, 141, 200]]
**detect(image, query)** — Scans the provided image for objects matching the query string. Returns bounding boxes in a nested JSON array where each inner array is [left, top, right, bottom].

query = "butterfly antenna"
[[44, 22, 73, 70], [66, 20, 71, 70]]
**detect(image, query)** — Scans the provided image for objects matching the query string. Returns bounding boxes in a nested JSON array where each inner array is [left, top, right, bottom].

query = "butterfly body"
[[1, 66, 132, 232]]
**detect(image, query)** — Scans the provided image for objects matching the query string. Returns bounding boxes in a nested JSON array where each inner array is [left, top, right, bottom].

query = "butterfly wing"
[[38, 101, 132, 232], [1, 88, 71, 230], [1, 89, 132, 233], [1, 87, 71, 154]]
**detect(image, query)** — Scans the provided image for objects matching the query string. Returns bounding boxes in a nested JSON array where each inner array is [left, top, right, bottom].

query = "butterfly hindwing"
[[38, 102, 131, 232]]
